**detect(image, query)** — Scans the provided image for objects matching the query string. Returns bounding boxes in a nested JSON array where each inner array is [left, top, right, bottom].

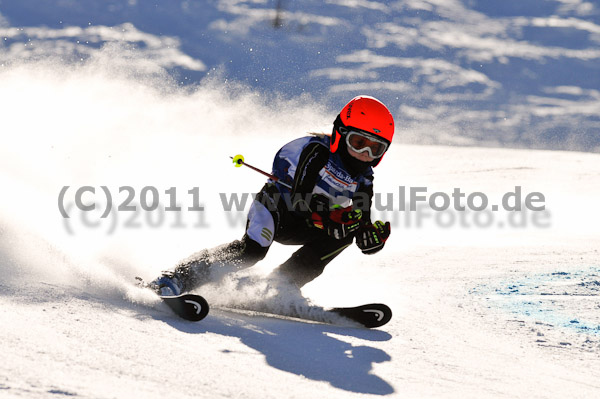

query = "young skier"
[[151, 95, 394, 296]]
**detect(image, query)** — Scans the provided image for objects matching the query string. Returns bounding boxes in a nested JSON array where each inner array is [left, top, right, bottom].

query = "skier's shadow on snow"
[[160, 310, 395, 395]]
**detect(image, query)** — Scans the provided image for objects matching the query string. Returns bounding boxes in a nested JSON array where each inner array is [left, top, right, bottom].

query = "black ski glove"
[[356, 221, 391, 254], [310, 196, 362, 240]]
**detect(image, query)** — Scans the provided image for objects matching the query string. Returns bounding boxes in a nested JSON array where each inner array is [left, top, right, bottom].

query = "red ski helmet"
[[331, 96, 394, 166]]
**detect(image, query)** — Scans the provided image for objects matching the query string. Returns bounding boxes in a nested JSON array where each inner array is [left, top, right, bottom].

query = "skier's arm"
[[354, 177, 391, 254], [354, 178, 374, 223], [289, 142, 329, 215]]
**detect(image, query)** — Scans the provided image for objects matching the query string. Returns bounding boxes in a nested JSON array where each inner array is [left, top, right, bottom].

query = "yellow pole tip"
[[232, 154, 244, 167]]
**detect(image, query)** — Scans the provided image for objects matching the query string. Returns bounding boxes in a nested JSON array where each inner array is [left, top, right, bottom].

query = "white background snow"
[[0, 1, 599, 398]]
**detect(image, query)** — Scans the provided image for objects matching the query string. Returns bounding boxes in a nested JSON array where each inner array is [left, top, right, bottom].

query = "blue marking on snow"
[[472, 267, 600, 336]]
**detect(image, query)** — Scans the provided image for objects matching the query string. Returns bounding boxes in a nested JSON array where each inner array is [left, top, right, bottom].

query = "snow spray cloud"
[[0, 44, 330, 291]]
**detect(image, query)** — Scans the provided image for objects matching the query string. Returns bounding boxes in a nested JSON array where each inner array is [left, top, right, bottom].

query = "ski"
[[331, 303, 392, 328], [159, 295, 390, 327], [219, 302, 392, 329], [135, 277, 210, 321], [160, 293, 210, 322], [136, 278, 389, 327]]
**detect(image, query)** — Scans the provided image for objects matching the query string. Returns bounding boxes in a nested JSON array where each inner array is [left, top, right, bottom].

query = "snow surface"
[[0, 1, 599, 398]]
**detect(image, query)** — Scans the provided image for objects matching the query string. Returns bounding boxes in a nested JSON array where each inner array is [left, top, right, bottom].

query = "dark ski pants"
[[173, 184, 354, 289]]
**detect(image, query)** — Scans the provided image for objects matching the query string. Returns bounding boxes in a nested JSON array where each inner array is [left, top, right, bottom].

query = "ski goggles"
[[339, 127, 389, 158]]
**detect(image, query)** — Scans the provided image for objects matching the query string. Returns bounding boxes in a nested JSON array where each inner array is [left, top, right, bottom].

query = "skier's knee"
[[240, 235, 269, 265]]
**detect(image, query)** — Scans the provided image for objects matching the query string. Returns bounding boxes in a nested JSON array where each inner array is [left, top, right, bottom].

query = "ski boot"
[[148, 271, 186, 296]]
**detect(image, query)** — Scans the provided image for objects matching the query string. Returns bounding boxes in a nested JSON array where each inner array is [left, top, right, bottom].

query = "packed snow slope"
[[0, 60, 599, 399], [1, 0, 599, 151]]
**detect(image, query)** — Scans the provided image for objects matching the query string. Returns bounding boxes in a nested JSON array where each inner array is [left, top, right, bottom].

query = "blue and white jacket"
[[270, 134, 374, 220]]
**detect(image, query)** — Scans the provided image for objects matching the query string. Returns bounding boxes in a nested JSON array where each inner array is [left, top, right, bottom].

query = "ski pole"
[[230, 154, 292, 189]]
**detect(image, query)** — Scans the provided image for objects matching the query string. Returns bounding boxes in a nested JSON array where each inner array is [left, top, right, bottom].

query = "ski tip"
[[333, 303, 392, 328], [161, 293, 210, 322]]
